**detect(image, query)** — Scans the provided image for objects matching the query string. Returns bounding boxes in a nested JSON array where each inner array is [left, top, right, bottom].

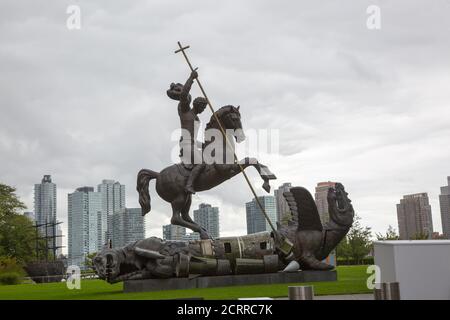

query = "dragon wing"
[[283, 186, 323, 231]]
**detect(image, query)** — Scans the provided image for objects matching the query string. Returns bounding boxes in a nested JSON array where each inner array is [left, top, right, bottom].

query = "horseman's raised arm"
[[178, 70, 198, 113]]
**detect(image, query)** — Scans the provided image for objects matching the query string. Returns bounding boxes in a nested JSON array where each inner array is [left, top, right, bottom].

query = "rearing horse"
[[137, 105, 276, 239]]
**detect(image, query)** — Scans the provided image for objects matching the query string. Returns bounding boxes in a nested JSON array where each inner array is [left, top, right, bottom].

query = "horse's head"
[[207, 105, 246, 143]]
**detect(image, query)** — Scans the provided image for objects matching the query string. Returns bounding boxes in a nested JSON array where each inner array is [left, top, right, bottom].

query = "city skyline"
[[20, 173, 450, 254]]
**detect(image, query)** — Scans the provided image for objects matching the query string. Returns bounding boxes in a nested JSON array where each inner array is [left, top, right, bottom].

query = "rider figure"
[[168, 70, 207, 194]]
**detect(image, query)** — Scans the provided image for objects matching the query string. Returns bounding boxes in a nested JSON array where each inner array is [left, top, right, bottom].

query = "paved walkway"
[[315, 294, 373, 300], [276, 294, 373, 300]]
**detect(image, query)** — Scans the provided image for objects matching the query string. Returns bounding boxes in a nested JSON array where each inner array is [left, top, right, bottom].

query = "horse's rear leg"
[[181, 195, 210, 238], [170, 204, 183, 228], [170, 196, 210, 240], [180, 195, 194, 224]]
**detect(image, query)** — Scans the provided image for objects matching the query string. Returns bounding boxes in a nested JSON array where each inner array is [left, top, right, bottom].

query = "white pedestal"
[[374, 240, 450, 300]]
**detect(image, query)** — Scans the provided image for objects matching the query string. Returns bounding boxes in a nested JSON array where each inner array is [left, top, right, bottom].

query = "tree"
[[337, 215, 372, 264], [84, 252, 97, 271], [0, 183, 45, 264], [348, 215, 372, 264], [0, 184, 26, 219], [0, 256, 24, 276], [336, 237, 352, 264], [411, 232, 429, 240], [0, 210, 45, 264], [376, 225, 399, 240]]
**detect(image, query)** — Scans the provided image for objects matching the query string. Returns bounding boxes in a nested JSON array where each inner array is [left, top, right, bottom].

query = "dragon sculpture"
[[93, 183, 354, 283]]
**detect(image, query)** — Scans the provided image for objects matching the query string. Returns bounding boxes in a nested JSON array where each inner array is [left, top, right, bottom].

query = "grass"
[[0, 265, 371, 300]]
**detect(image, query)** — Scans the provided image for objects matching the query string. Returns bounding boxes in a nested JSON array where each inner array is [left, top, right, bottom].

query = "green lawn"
[[0, 265, 371, 300]]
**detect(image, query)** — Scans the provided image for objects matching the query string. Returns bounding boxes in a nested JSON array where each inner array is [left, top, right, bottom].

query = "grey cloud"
[[1, 0, 450, 251]]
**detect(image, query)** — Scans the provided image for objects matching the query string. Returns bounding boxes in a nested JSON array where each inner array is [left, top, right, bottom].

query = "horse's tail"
[[136, 169, 159, 216]]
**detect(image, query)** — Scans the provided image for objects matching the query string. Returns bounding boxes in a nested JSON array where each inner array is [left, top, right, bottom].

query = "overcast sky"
[[1, 0, 450, 253]]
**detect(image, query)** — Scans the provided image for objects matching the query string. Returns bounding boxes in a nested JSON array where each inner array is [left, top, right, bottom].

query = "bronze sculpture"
[[93, 183, 354, 282], [137, 70, 276, 240], [93, 43, 355, 284]]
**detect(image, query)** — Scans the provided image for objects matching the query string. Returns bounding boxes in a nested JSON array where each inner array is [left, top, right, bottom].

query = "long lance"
[[174, 41, 293, 256]]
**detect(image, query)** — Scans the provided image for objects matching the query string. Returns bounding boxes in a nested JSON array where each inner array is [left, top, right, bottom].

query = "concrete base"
[[124, 270, 337, 293], [374, 240, 450, 300]]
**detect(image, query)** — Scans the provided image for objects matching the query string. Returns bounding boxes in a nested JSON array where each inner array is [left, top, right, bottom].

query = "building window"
[[260, 242, 267, 250], [224, 242, 231, 253]]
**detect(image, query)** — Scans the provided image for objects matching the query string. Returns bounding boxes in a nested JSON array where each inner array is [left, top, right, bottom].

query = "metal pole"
[[174, 41, 277, 233], [374, 288, 383, 300], [381, 282, 400, 300], [52, 220, 56, 260], [45, 219, 48, 261], [35, 223, 39, 261], [288, 286, 314, 300]]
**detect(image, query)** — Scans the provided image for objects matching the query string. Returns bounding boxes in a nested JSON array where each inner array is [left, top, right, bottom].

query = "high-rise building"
[[314, 181, 337, 264], [182, 232, 201, 241], [274, 183, 291, 224], [397, 193, 433, 240], [68, 187, 103, 267], [24, 211, 35, 221], [112, 208, 145, 248], [315, 181, 336, 225], [439, 176, 450, 239], [34, 175, 57, 252], [162, 224, 186, 240], [432, 232, 446, 240], [193, 203, 220, 238], [34, 175, 57, 246], [98, 180, 125, 245], [245, 196, 277, 234]]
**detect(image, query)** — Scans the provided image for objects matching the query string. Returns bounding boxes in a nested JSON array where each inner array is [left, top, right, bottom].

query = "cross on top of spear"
[[174, 42, 212, 112]]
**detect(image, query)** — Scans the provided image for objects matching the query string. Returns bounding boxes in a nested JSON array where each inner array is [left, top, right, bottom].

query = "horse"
[[137, 105, 277, 239]]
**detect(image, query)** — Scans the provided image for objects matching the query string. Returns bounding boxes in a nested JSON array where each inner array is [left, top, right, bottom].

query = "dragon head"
[[92, 248, 122, 283], [327, 183, 354, 227]]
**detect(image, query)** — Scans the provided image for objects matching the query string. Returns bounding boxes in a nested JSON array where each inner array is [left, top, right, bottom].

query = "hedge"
[[336, 257, 374, 265], [0, 272, 21, 285]]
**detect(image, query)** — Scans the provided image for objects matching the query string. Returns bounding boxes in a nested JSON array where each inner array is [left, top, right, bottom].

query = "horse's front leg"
[[237, 158, 277, 193]]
